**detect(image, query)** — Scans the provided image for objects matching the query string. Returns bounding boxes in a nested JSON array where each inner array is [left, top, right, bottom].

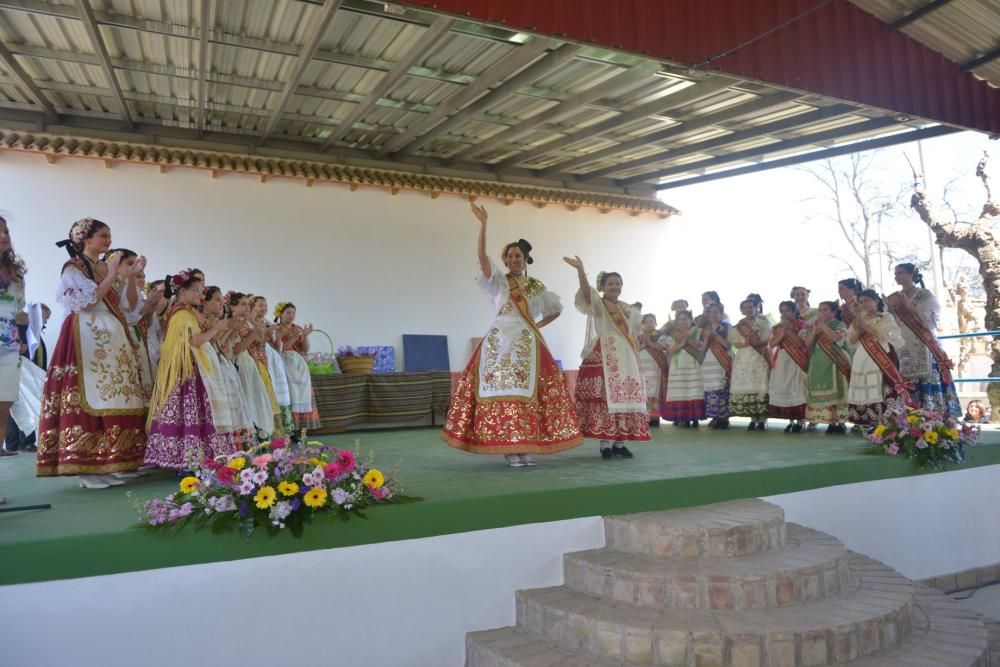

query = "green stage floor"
[[2, 424, 999, 586]]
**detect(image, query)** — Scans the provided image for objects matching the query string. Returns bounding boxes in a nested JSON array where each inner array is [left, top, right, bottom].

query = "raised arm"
[[471, 202, 491, 279], [191, 318, 228, 348], [94, 256, 123, 305], [124, 255, 146, 311], [563, 255, 590, 307]]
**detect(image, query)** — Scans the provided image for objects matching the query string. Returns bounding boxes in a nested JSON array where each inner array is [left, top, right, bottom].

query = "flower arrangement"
[[336, 345, 379, 358], [865, 400, 978, 469], [133, 437, 409, 540]]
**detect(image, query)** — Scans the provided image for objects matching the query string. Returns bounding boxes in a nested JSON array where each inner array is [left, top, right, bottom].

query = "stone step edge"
[[467, 585, 986, 667], [564, 525, 851, 609], [604, 499, 786, 560]]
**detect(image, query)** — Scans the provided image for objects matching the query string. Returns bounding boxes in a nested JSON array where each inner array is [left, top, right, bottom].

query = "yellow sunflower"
[[254, 485, 277, 509], [278, 481, 300, 497], [923, 431, 939, 445], [363, 469, 385, 489], [873, 424, 887, 438], [303, 487, 328, 509], [179, 476, 200, 494], [227, 456, 247, 470]]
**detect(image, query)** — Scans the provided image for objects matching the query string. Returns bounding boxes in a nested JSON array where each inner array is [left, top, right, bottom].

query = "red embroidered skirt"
[[574, 342, 651, 442], [36, 314, 147, 477], [442, 340, 583, 455]]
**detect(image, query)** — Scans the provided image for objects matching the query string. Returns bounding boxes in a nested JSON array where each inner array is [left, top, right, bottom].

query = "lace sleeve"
[[531, 289, 563, 319], [475, 259, 506, 302], [574, 287, 599, 316], [56, 265, 97, 314]]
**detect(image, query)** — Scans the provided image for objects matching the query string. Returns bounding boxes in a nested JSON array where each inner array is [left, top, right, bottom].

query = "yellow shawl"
[[147, 306, 211, 427]]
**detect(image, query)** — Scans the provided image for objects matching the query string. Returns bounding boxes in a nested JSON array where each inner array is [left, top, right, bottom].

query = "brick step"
[[466, 586, 985, 667], [981, 616, 1000, 666], [514, 554, 915, 664], [604, 499, 786, 559], [565, 523, 850, 609]]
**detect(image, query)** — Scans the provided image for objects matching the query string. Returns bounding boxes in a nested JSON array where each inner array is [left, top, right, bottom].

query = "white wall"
[[1, 151, 674, 370]]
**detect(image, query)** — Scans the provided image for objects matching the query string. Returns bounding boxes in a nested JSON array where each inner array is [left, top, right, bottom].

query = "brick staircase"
[[465, 499, 990, 666]]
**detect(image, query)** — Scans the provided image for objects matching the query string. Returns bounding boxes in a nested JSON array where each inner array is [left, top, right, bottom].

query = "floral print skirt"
[[145, 373, 239, 470], [574, 342, 651, 442]]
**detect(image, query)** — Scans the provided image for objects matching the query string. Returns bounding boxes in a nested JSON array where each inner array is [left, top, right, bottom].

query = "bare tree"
[[910, 152, 1000, 421], [801, 151, 908, 286]]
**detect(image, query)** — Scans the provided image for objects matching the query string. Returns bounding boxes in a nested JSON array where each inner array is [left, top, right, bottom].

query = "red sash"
[[858, 330, 912, 402], [737, 318, 770, 364], [63, 259, 139, 350], [816, 332, 852, 380], [602, 298, 639, 357], [892, 299, 954, 383], [775, 323, 810, 373], [706, 335, 733, 376], [642, 337, 670, 373]]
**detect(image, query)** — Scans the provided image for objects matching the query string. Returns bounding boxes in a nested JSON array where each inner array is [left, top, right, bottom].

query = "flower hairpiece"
[[69, 218, 96, 245], [274, 302, 289, 318], [170, 268, 195, 288]]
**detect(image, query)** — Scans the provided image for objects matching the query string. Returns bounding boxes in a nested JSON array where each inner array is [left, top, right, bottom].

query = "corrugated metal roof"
[[849, 0, 1000, 88], [0, 0, 963, 194]]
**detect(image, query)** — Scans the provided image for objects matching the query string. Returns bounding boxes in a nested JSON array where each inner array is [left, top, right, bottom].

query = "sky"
[[646, 129, 996, 326]]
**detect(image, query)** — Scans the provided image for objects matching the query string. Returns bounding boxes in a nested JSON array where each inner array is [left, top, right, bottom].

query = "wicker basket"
[[338, 355, 375, 375]]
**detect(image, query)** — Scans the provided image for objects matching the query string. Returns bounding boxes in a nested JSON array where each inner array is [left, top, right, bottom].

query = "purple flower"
[[332, 488, 350, 506], [252, 469, 268, 485], [290, 498, 302, 511], [915, 438, 928, 450], [240, 468, 255, 483], [239, 480, 255, 495], [239, 500, 249, 518]]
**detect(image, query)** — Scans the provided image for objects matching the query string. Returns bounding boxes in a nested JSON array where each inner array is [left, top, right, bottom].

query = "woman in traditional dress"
[[838, 278, 863, 330], [638, 314, 667, 426], [443, 204, 580, 466], [847, 289, 907, 426], [106, 248, 154, 384], [252, 296, 293, 434], [565, 256, 649, 459], [660, 310, 704, 427], [768, 301, 809, 433], [143, 279, 169, 379], [886, 263, 961, 415], [790, 286, 817, 325], [227, 292, 277, 439], [36, 219, 152, 488], [729, 296, 772, 430], [660, 299, 690, 337], [144, 270, 237, 469], [244, 302, 283, 435], [804, 301, 851, 433], [0, 216, 27, 458], [700, 302, 733, 429], [274, 301, 322, 435], [693, 291, 724, 328], [202, 286, 253, 447]]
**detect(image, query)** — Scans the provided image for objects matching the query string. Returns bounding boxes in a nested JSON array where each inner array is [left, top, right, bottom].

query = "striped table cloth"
[[311, 371, 453, 433]]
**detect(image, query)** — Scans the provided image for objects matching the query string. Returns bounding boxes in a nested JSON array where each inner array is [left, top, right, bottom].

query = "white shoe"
[[79, 475, 110, 489], [505, 455, 525, 468], [98, 475, 126, 486], [111, 471, 144, 479], [518, 454, 536, 467]]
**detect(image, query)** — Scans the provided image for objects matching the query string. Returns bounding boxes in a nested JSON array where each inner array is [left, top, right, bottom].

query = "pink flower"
[[886, 444, 899, 456], [370, 485, 386, 500], [335, 450, 356, 474], [252, 454, 273, 469], [909, 428, 923, 438], [323, 462, 344, 479], [270, 437, 287, 449], [202, 458, 222, 471]]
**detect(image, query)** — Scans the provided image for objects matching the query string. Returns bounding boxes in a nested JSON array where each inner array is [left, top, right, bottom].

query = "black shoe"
[[691, 420, 700, 428], [825, 424, 836, 435], [791, 423, 803, 433], [747, 422, 756, 431], [836, 424, 848, 434], [612, 445, 634, 459], [601, 448, 613, 459], [757, 422, 767, 431], [784, 423, 793, 433], [717, 419, 730, 430]]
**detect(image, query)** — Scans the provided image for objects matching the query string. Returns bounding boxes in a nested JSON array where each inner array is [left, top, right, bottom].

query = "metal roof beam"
[[376, 36, 552, 158], [539, 91, 801, 177], [260, 0, 342, 144], [196, 0, 211, 136], [0, 39, 57, 122], [655, 125, 961, 190], [889, 0, 958, 30], [73, 0, 132, 128], [962, 47, 1000, 73], [398, 42, 583, 157], [640, 117, 902, 184], [605, 104, 859, 184], [320, 15, 454, 151], [446, 62, 661, 164], [495, 78, 735, 170]]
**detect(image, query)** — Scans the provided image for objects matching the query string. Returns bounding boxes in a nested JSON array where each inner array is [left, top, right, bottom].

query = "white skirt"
[[769, 350, 807, 407], [236, 350, 276, 434], [282, 351, 315, 414], [11, 358, 43, 434], [265, 345, 292, 407], [0, 347, 20, 402]]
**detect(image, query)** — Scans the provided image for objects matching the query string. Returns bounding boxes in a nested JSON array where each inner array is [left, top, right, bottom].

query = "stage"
[[2, 423, 1000, 587]]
